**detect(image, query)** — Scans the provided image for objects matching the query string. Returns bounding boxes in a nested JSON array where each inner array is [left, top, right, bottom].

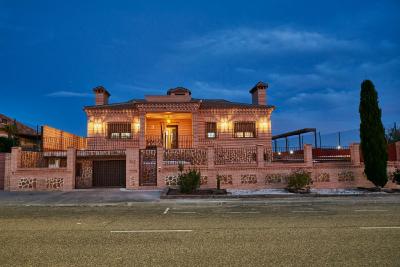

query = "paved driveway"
[[0, 189, 162, 205]]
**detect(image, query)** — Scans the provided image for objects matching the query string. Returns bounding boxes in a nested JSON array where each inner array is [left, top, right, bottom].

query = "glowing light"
[[219, 119, 230, 132], [337, 145, 342, 150], [289, 150, 294, 154], [278, 152, 281, 155], [134, 122, 140, 132], [166, 119, 171, 124]]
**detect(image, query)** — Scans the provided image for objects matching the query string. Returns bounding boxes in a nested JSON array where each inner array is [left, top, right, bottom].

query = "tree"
[[359, 80, 388, 187], [386, 123, 400, 144]]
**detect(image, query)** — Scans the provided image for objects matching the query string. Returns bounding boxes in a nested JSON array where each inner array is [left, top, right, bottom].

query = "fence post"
[[350, 143, 361, 166], [207, 146, 215, 169], [126, 147, 140, 189], [11, 147, 21, 171], [304, 144, 313, 167], [65, 148, 76, 191], [257, 144, 264, 168], [156, 146, 164, 188], [396, 141, 400, 162], [138, 113, 146, 149], [4, 153, 11, 191]]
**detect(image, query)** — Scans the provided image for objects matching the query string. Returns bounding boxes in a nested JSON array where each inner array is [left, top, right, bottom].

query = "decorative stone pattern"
[[219, 175, 233, 185], [75, 160, 93, 188], [241, 174, 257, 184], [313, 172, 330, 183], [338, 171, 355, 182], [264, 174, 289, 184], [18, 178, 37, 189], [163, 149, 207, 165], [46, 178, 64, 190], [215, 147, 257, 165], [165, 175, 179, 186], [200, 176, 208, 185]]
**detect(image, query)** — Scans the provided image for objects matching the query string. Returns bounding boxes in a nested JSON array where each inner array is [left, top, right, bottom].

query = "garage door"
[[92, 160, 126, 187]]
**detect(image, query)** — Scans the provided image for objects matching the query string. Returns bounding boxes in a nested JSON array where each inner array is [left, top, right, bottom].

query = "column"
[[257, 144, 264, 168], [350, 143, 361, 166], [126, 147, 140, 189], [11, 147, 21, 171], [303, 144, 313, 167], [156, 146, 164, 188], [64, 148, 76, 191], [138, 113, 146, 149]]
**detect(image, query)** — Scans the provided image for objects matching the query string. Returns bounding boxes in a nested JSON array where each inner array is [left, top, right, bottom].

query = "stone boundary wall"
[[5, 147, 76, 191]]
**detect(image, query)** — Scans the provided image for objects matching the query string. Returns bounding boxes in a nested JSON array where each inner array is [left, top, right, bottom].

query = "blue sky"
[[1, 0, 399, 138]]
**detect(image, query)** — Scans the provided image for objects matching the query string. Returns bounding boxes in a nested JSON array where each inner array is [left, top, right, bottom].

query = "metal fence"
[[270, 147, 304, 163], [312, 146, 351, 162]]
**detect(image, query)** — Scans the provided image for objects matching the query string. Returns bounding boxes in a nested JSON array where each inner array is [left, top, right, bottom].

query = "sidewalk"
[[0, 189, 162, 206]]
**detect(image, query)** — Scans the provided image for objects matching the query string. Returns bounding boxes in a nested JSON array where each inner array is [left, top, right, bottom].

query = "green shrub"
[[287, 170, 312, 190], [0, 137, 16, 152], [392, 168, 400, 185], [179, 169, 201, 194]]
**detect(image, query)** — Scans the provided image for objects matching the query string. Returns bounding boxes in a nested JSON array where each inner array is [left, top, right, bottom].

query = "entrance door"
[[165, 125, 178, 149], [92, 160, 126, 187], [139, 149, 157, 186]]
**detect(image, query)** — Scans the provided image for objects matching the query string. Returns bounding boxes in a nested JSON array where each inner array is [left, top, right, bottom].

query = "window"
[[206, 122, 217, 139], [108, 122, 132, 139], [234, 122, 256, 138]]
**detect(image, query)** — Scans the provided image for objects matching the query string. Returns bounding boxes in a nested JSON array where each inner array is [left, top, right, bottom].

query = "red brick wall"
[[0, 153, 5, 189]]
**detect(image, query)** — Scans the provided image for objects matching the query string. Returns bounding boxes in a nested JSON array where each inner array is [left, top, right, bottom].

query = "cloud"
[[190, 81, 249, 99], [180, 28, 363, 55], [46, 91, 91, 98]]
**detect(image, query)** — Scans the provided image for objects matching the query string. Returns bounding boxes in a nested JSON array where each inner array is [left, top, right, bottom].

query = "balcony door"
[[165, 125, 178, 149]]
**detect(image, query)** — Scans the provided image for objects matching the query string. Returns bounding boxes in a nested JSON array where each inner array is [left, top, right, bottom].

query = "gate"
[[139, 149, 157, 186], [92, 160, 126, 187]]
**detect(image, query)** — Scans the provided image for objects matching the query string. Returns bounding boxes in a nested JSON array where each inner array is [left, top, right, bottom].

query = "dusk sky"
[[1, 0, 399, 139]]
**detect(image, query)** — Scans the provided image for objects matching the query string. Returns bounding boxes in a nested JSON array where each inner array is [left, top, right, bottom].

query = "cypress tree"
[[359, 80, 388, 187]]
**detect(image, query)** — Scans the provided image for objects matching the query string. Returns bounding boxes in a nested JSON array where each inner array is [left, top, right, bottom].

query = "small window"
[[206, 122, 217, 139], [108, 122, 132, 139], [234, 122, 256, 138]]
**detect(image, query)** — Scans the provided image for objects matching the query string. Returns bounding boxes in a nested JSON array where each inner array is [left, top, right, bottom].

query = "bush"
[[392, 168, 400, 185], [287, 170, 312, 191], [0, 137, 16, 152], [179, 169, 201, 194]]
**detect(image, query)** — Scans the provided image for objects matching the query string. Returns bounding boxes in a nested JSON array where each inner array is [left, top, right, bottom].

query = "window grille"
[[234, 121, 256, 138], [107, 122, 132, 139], [205, 122, 217, 139]]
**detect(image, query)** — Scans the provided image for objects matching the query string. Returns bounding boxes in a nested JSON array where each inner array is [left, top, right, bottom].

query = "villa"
[[1, 82, 399, 191]]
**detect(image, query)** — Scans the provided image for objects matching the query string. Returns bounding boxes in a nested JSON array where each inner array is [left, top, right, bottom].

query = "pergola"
[[272, 128, 317, 151]]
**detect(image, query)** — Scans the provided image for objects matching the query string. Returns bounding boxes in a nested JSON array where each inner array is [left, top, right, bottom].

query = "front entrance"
[[139, 149, 157, 186], [165, 125, 178, 149], [92, 160, 126, 187]]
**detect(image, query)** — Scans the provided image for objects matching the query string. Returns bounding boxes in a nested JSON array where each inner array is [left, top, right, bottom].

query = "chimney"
[[250, 81, 268, 105], [93, 86, 110, 106]]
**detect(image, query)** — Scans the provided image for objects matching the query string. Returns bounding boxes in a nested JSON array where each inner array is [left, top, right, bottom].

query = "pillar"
[[304, 144, 313, 167], [350, 143, 361, 166], [156, 146, 164, 188], [396, 141, 400, 162], [64, 148, 76, 191], [126, 147, 140, 189], [257, 144, 264, 168], [138, 113, 146, 149], [11, 147, 21, 171], [4, 153, 11, 191]]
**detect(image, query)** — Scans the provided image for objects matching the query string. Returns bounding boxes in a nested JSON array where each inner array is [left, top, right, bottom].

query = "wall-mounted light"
[[219, 119, 230, 132], [258, 117, 270, 133], [134, 122, 140, 133]]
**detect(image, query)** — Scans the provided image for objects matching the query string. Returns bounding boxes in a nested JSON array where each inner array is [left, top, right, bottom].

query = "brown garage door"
[[92, 160, 126, 187], [0, 153, 5, 190]]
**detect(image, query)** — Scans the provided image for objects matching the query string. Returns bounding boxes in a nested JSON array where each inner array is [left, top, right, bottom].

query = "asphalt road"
[[0, 197, 400, 266]]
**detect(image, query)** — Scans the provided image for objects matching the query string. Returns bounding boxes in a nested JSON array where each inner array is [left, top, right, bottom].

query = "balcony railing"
[[145, 135, 193, 149]]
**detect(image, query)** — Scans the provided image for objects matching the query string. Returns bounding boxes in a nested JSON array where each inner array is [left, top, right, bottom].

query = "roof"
[[0, 114, 38, 136], [272, 128, 317, 140], [93, 85, 111, 97], [84, 98, 275, 110]]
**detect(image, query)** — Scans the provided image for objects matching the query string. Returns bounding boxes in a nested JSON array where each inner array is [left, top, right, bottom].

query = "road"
[[0, 196, 400, 266]]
